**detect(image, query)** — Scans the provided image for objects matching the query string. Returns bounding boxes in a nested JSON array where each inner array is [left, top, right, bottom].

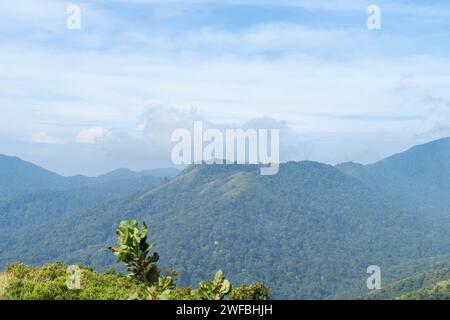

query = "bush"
[[0, 219, 270, 300], [108, 219, 268, 301], [1, 262, 144, 300], [230, 283, 270, 300]]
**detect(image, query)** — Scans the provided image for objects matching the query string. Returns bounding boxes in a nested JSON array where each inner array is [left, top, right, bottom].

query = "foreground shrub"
[[108, 219, 266, 300], [0, 218, 269, 300], [230, 283, 270, 300], [1, 262, 144, 300]]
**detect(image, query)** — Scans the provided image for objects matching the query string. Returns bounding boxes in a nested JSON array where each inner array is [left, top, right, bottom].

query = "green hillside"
[[396, 279, 450, 300], [0, 219, 269, 301], [2, 160, 449, 299], [359, 261, 450, 300], [3, 138, 450, 299], [336, 137, 450, 223]]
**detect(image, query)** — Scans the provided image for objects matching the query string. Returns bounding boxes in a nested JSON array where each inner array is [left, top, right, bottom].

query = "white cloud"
[[75, 127, 108, 144], [1, 0, 450, 174], [31, 132, 65, 145], [1, 48, 449, 139]]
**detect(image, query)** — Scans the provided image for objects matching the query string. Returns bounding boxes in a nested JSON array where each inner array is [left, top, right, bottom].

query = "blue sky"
[[1, 0, 450, 175]]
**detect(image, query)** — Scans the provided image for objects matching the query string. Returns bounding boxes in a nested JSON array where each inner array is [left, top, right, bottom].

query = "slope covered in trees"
[[2, 160, 449, 299], [361, 261, 450, 300], [0, 219, 268, 301], [336, 137, 450, 223], [3, 137, 450, 299]]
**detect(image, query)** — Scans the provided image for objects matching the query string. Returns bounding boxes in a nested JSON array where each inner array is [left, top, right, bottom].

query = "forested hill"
[[364, 261, 450, 300], [3, 138, 450, 299], [1, 158, 449, 299], [336, 137, 450, 222]]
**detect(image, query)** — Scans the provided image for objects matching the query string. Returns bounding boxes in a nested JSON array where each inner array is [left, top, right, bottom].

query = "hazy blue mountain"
[[0, 155, 64, 196], [95, 167, 179, 182], [140, 168, 180, 179], [0, 176, 163, 231], [0, 155, 177, 254], [336, 137, 450, 221], [0, 154, 179, 200], [96, 168, 151, 182]]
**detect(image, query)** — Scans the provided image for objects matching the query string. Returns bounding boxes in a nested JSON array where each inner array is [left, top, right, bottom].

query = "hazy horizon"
[[1, 0, 450, 175], [2, 134, 447, 177]]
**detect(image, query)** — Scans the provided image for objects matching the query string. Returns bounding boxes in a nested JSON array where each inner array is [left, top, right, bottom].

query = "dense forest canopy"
[[2, 138, 450, 299]]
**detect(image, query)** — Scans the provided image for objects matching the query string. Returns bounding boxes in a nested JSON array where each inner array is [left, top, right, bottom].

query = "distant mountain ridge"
[[2, 137, 450, 299], [0, 154, 179, 197], [336, 137, 450, 222], [97, 167, 180, 181], [0, 155, 180, 238], [0, 155, 63, 192]]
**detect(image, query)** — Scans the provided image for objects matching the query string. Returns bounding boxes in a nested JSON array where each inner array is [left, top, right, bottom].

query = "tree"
[[108, 219, 160, 287], [108, 219, 270, 300]]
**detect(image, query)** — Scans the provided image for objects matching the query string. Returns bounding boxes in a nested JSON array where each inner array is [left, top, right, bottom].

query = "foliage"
[[395, 279, 450, 300], [0, 262, 144, 300], [0, 219, 268, 301], [192, 270, 231, 300], [361, 262, 450, 300], [109, 219, 160, 287], [108, 219, 234, 300], [230, 283, 270, 300], [337, 137, 450, 225], [4, 147, 450, 299]]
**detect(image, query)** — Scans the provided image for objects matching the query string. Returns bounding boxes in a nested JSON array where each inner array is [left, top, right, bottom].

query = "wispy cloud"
[[75, 127, 109, 144], [1, 0, 450, 174], [31, 132, 65, 145]]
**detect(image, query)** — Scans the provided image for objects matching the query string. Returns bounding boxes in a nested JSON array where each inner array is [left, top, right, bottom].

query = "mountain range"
[[2, 138, 450, 299]]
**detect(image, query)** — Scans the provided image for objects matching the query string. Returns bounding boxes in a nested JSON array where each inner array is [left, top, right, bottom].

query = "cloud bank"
[[0, 0, 449, 174]]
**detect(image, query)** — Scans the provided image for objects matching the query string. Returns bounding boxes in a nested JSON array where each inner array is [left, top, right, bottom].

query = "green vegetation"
[[336, 137, 450, 226], [2, 160, 450, 299], [230, 283, 270, 300], [0, 263, 143, 300], [108, 219, 266, 300], [0, 263, 269, 301], [361, 262, 450, 300], [396, 279, 450, 300], [3, 137, 450, 299], [109, 220, 161, 288], [0, 219, 269, 300]]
